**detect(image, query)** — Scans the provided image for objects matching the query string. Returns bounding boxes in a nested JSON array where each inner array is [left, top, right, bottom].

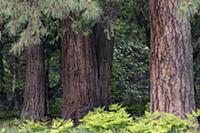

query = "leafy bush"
[[49, 97, 63, 117], [49, 118, 73, 133], [128, 112, 199, 133], [78, 104, 133, 133], [79, 104, 199, 133], [111, 0, 150, 116], [0, 105, 199, 133]]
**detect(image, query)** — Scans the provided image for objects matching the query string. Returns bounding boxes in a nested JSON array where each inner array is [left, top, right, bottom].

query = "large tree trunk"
[[61, 28, 96, 122], [61, 28, 114, 121], [149, 0, 196, 118], [21, 44, 45, 120]]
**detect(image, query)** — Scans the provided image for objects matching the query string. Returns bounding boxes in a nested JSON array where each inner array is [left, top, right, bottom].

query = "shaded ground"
[[0, 108, 19, 128]]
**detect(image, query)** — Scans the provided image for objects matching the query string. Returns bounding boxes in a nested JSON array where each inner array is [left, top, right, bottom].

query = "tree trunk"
[[21, 44, 45, 120], [149, 0, 196, 118], [0, 24, 4, 93], [61, 28, 96, 122], [93, 24, 114, 106], [61, 7, 115, 120], [0, 42, 4, 92], [61, 28, 114, 121], [0, 39, 5, 105]]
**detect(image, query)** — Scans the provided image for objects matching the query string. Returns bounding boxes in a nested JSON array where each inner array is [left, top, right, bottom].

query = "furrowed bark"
[[61, 23, 96, 121], [21, 44, 45, 120], [0, 25, 4, 94], [150, 0, 196, 118], [0, 42, 4, 92]]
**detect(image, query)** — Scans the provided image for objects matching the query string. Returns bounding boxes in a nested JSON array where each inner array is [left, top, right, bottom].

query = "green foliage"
[[192, 13, 200, 109], [111, 0, 149, 116], [0, 105, 199, 133], [0, 0, 101, 54], [78, 104, 133, 133], [128, 112, 198, 133], [178, 0, 200, 19], [0, 118, 73, 133], [0, 108, 19, 126], [17, 120, 48, 133], [49, 98, 63, 118], [49, 119, 73, 133], [79, 104, 199, 133]]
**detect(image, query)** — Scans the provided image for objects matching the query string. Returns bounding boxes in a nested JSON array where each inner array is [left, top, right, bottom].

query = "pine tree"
[[150, 0, 196, 118]]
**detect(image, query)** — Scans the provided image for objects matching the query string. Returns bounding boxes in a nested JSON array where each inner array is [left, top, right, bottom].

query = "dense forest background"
[[0, 0, 200, 132], [0, 0, 150, 118]]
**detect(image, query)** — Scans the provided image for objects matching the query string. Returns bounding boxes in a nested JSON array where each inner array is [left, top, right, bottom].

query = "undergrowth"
[[0, 104, 199, 133]]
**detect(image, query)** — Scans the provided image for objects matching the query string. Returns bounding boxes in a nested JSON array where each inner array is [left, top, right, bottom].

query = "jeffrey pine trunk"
[[149, 0, 196, 118], [21, 44, 45, 120]]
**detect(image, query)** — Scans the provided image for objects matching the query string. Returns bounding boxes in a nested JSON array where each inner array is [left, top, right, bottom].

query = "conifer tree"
[[150, 0, 196, 118], [0, 0, 104, 120], [21, 44, 45, 120]]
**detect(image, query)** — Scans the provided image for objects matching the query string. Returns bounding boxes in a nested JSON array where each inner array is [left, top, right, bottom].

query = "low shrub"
[[49, 97, 63, 118], [0, 104, 199, 133]]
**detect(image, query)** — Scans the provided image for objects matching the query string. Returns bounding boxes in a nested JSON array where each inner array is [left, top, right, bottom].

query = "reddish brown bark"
[[61, 21, 114, 122], [21, 44, 45, 120], [61, 27, 96, 121], [150, 0, 196, 118]]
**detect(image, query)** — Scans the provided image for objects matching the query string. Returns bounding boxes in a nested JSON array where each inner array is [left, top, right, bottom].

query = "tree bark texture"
[[61, 28, 96, 122], [61, 22, 114, 122], [0, 38, 5, 105], [21, 44, 45, 120], [0, 24, 4, 93], [0, 42, 4, 92], [150, 0, 196, 118]]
